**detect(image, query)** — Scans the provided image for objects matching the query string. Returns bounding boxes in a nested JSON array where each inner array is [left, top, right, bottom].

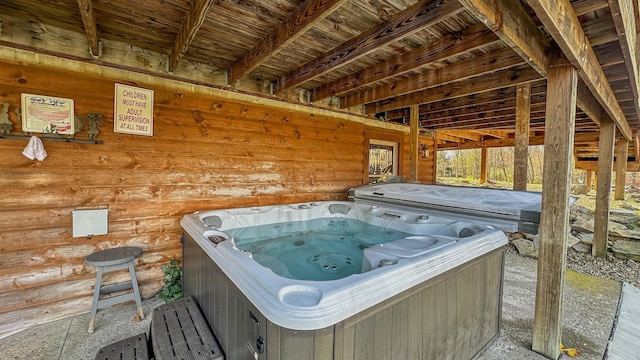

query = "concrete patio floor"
[[0, 252, 626, 360]]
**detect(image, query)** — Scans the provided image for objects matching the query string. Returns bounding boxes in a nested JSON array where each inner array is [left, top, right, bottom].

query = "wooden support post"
[[615, 139, 629, 200], [594, 121, 615, 257], [586, 170, 593, 191], [532, 61, 577, 359], [514, 83, 531, 190], [480, 146, 488, 184], [409, 105, 419, 182], [432, 135, 438, 184]]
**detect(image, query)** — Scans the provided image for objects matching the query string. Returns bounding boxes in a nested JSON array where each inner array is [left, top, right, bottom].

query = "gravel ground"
[[506, 241, 640, 289], [565, 249, 640, 289]]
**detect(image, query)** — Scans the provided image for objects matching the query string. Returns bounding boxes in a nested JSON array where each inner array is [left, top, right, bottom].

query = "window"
[[368, 140, 398, 183]]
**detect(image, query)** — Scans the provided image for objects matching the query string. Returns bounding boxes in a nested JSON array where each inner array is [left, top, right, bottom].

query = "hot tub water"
[[227, 218, 415, 281]]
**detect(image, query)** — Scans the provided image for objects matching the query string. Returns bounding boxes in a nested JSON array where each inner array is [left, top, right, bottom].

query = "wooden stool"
[[86, 246, 144, 333]]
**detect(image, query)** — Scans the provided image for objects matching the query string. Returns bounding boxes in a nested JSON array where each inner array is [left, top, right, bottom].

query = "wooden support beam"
[[275, 0, 464, 94], [593, 121, 615, 258], [436, 129, 483, 141], [76, 0, 100, 58], [586, 169, 593, 190], [341, 47, 526, 108], [169, 0, 216, 73], [514, 83, 531, 191], [609, 0, 640, 123], [615, 138, 629, 200], [576, 159, 640, 171], [480, 146, 488, 184], [532, 61, 577, 360], [438, 131, 599, 150], [635, 133, 640, 162], [576, 81, 609, 126], [366, 66, 541, 113], [458, 0, 551, 77], [409, 105, 419, 182], [432, 137, 438, 184], [311, 24, 500, 101], [526, 0, 633, 140], [229, 0, 347, 84]]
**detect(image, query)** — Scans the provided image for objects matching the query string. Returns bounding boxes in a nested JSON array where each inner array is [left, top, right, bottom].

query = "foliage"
[[159, 259, 182, 303]]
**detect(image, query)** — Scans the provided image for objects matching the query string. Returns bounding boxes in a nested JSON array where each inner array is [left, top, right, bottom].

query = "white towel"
[[22, 136, 47, 161]]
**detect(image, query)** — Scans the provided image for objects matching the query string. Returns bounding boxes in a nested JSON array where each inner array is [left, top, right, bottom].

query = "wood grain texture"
[[367, 66, 541, 113], [532, 61, 577, 359], [229, 0, 348, 83], [311, 24, 500, 101], [0, 59, 429, 338], [593, 120, 615, 257], [341, 47, 526, 108], [514, 83, 531, 191], [526, 0, 633, 139], [614, 138, 629, 200], [459, 0, 551, 77], [169, 0, 216, 73], [76, 0, 100, 57], [275, 0, 465, 94]]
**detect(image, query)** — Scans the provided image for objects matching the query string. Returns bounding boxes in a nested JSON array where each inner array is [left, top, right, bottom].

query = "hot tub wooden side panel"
[[183, 232, 504, 360], [333, 250, 503, 360]]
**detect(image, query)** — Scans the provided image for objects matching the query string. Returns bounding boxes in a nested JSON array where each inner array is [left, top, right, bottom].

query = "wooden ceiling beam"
[[609, 0, 640, 124], [573, 0, 610, 15], [420, 94, 546, 123], [366, 66, 541, 113], [228, 0, 348, 84], [341, 47, 526, 108], [459, 0, 551, 77], [311, 24, 499, 101], [169, 0, 216, 73], [436, 129, 483, 141], [76, 0, 100, 58], [525, 0, 633, 139], [438, 132, 600, 150], [274, 0, 465, 94]]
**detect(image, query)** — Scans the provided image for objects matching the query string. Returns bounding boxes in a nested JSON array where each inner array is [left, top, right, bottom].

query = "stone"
[[572, 242, 592, 254], [567, 233, 580, 248], [612, 240, 640, 261], [571, 217, 593, 233], [577, 232, 594, 245], [609, 209, 640, 226], [512, 238, 537, 258], [510, 232, 526, 240], [609, 229, 640, 240]]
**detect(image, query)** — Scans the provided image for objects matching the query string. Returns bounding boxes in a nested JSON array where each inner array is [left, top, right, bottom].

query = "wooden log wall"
[[0, 58, 433, 338]]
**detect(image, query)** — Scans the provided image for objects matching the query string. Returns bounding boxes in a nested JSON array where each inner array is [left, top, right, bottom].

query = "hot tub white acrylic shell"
[[180, 200, 508, 331]]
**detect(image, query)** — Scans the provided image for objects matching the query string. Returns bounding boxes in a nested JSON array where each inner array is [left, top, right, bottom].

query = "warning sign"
[[114, 83, 154, 136]]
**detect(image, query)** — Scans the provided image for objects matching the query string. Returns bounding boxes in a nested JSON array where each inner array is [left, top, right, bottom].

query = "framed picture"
[[21, 93, 75, 134]]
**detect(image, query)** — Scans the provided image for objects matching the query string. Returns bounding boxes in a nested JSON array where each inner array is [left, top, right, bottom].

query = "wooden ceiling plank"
[[458, 0, 551, 77], [421, 95, 546, 123], [76, 0, 100, 58], [311, 23, 500, 101], [274, 0, 465, 94], [341, 47, 526, 108], [366, 66, 542, 113], [228, 0, 348, 84], [608, 0, 640, 123], [169, 0, 216, 73], [573, 0, 611, 16], [437, 129, 483, 141], [438, 132, 600, 150], [525, 0, 632, 139]]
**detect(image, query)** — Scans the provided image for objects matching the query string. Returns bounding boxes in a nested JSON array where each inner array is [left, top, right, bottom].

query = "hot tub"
[[181, 183, 542, 360]]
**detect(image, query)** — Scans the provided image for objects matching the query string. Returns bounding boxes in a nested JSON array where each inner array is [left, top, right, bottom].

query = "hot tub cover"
[[349, 183, 554, 233]]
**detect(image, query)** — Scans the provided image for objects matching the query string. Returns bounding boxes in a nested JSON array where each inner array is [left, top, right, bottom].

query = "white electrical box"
[[72, 208, 108, 238]]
